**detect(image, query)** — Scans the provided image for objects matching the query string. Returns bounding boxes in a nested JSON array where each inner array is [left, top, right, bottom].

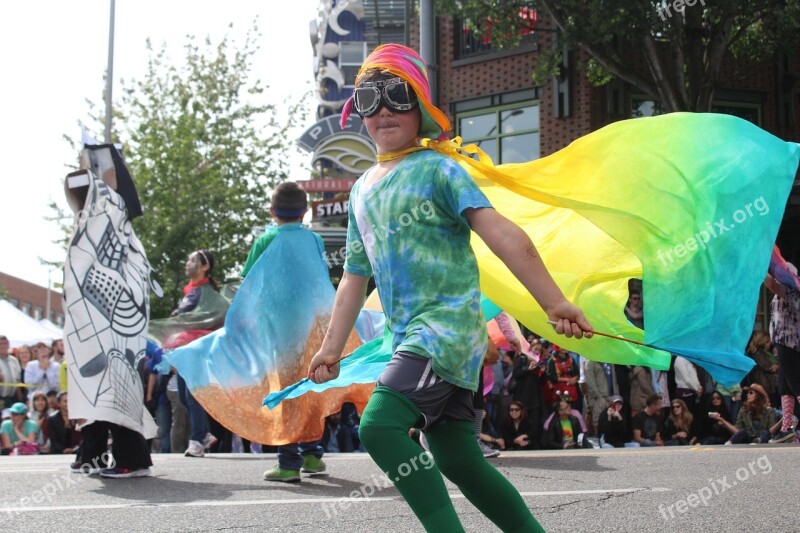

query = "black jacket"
[[511, 354, 545, 415], [542, 415, 582, 449], [47, 412, 81, 454]]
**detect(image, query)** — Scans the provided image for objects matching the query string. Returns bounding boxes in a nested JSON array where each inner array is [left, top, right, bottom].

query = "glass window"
[[501, 131, 540, 163], [21, 302, 31, 316], [34, 306, 43, 320], [632, 98, 761, 126], [712, 102, 761, 126], [501, 107, 538, 133], [457, 102, 540, 164], [459, 113, 496, 140], [474, 138, 498, 163], [631, 99, 666, 118], [340, 42, 367, 87]]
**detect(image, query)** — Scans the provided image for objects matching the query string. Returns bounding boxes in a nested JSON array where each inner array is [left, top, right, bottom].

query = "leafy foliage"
[[112, 27, 310, 317]]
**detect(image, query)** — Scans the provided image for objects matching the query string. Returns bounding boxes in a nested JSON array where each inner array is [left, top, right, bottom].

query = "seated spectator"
[[29, 390, 51, 453], [496, 401, 536, 450], [714, 381, 742, 425], [1, 402, 40, 455], [720, 384, 778, 444], [542, 397, 585, 450], [24, 344, 60, 396], [696, 390, 735, 445], [48, 392, 81, 455], [597, 395, 638, 448], [664, 399, 698, 445], [543, 396, 588, 434], [632, 394, 665, 446], [46, 389, 59, 414]]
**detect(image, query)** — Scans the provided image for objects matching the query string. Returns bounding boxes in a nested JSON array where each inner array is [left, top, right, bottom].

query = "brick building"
[[0, 271, 64, 326], [304, 3, 798, 259], [301, 1, 799, 328], [419, 12, 798, 261]]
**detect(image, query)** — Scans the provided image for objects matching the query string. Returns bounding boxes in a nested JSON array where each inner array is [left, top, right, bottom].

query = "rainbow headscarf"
[[340, 44, 450, 140]]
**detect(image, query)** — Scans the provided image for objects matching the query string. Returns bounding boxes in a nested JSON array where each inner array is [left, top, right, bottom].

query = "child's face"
[[363, 105, 421, 154]]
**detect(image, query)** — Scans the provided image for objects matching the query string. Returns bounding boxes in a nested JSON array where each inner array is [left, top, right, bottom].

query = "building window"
[[340, 41, 368, 87], [455, 6, 538, 60], [631, 97, 762, 126], [457, 103, 540, 163], [711, 101, 761, 126], [21, 302, 31, 316], [34, 306, 43, 320], [9, 298, 19, 308], [631, 99, 667, 118]]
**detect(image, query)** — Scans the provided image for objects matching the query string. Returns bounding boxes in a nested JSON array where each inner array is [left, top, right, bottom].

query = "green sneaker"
[[301, 456, 327, 475], [263, 466, 301, 483]]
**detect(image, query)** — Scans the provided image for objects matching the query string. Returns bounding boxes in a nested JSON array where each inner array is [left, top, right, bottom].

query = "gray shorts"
[[376, 351, 474, 431]]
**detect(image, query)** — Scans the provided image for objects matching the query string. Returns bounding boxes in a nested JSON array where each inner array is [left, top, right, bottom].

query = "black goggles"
[[353, 77, 418, 117]]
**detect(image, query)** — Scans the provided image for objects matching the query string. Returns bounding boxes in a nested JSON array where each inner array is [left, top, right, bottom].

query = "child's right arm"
[[308, 271, 370, 383]]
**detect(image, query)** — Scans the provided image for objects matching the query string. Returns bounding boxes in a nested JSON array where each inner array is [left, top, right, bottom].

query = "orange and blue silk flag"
[[158, 228, 373, 445]]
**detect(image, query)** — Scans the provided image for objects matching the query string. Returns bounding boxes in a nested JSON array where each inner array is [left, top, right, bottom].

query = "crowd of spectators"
[[1, 336, 75, 455], [474, 288, 798, 453], [2, 279, 797, 457]]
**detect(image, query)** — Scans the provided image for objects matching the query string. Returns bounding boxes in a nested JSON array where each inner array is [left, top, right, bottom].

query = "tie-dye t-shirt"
[[344, 150, 493, 390]]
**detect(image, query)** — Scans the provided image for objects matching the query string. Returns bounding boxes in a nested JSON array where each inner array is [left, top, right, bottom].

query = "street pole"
[[419, 0, 436, 106], [45, 268, 51, 323], [104, 0, 116, 143]]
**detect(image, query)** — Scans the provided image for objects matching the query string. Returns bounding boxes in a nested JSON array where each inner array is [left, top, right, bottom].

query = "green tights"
[[358, 386, 544, 532]]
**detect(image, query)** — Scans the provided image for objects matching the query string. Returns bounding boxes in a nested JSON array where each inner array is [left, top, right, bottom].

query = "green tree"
[[114, 27, 310, 318], [437, 0, 800, 112]]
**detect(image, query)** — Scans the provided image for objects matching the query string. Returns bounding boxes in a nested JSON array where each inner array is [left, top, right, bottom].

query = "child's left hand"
[[546, 300, 594, 339]]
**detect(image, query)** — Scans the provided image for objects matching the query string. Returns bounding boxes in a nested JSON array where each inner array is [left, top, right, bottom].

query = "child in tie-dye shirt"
[[308, 43, 593, 533]]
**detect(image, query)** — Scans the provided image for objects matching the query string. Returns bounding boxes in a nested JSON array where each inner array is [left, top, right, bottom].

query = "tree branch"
[[699, 5, 739, 110], [538, 0, 659, 98], [641, 33, 682, 111]]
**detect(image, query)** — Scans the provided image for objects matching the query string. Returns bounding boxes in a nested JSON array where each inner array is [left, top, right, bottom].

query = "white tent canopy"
[[0, 300, 60, 348], [38, 318, 64, 337]]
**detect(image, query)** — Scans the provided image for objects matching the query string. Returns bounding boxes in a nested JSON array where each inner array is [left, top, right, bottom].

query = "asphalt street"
[[0, 444, 796, 532]]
